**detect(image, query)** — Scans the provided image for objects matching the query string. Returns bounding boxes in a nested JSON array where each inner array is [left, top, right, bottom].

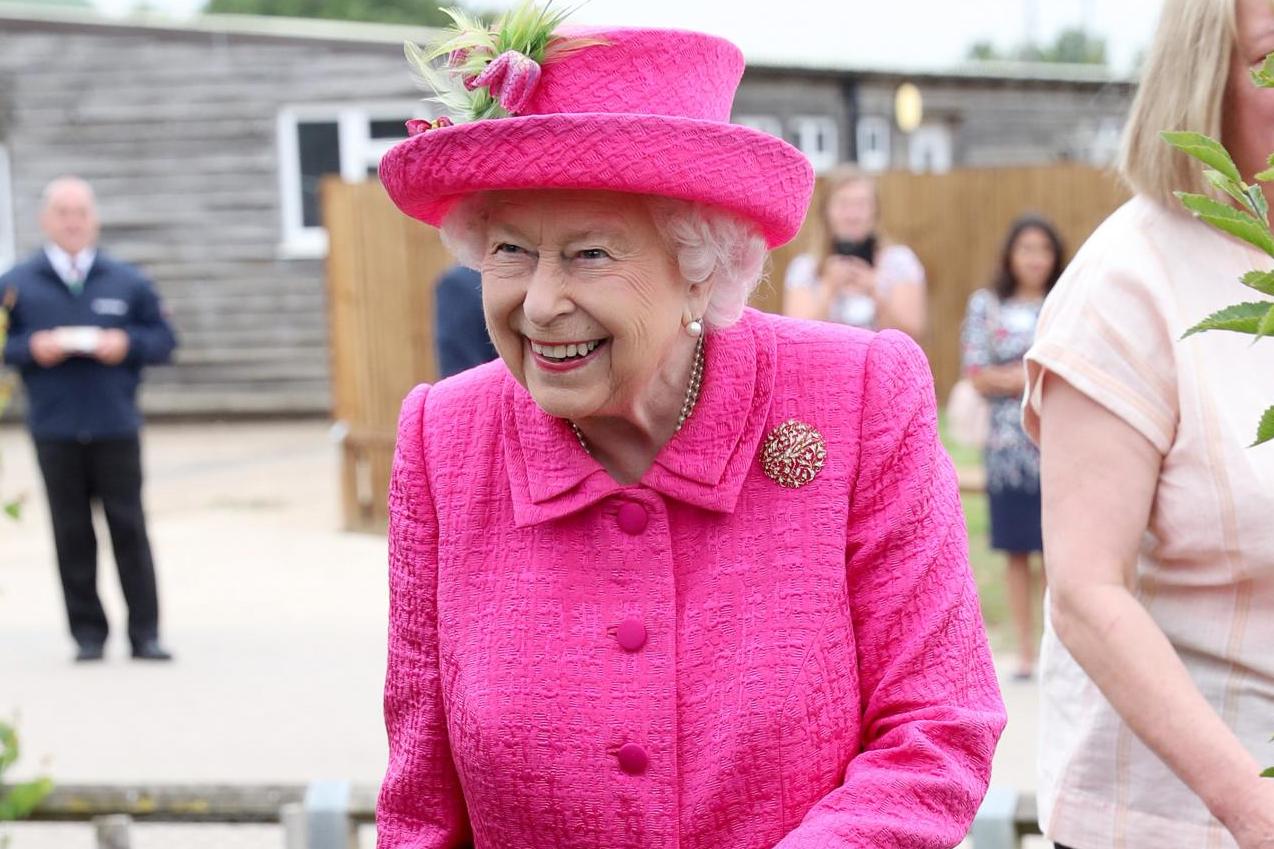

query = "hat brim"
[[379, 112, 815, 249]]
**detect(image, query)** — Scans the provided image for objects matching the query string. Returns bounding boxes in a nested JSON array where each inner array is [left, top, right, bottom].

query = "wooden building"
[[0, 4, 433, 414], [0, 3, 1135, 416]]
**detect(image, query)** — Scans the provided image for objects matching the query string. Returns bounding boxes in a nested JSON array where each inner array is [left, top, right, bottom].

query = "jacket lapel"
[[502, 310, 775, 527]]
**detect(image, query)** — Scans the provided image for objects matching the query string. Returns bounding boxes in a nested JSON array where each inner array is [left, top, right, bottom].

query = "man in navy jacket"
[[1, 176, 177, 662], [434, 264, 496, 379]]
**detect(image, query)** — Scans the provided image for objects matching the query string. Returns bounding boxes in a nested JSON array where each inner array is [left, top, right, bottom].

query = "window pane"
[[735, 114, 783, 138], [298, 121, 341, 228], [370, 118, 412, 140]]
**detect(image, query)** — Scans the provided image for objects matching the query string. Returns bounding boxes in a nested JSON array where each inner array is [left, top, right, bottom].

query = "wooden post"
[[93, 814, 133, 849], [280, 801, 306, 849], [304, 780, 358, 849], [969, 786, 1021, 849], [322, 177, 452, 533]]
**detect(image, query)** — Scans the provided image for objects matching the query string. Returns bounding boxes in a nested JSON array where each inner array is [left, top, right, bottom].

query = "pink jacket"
[[378, 309, 1006, 849]]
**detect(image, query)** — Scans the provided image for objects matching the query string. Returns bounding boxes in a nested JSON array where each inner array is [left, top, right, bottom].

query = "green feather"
[[402, 0, 605, 123]]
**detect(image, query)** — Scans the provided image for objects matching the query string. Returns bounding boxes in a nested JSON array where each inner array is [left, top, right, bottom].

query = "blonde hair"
[[1119, 0, 1238, 207], [808, 164, 891, 274]]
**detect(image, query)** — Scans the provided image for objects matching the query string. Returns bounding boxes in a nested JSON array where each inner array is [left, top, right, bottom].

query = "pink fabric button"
[[616, 503, 649, 535], [615, 618, 647, 652], [616, 743, 649, 775]]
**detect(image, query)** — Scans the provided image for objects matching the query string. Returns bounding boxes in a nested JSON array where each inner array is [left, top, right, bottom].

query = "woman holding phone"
[[783, 165, 927, 339]]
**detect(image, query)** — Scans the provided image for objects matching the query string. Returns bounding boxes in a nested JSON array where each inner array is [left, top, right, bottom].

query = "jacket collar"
[[31, 247, 105, 286], [503, 309, 775, 527]]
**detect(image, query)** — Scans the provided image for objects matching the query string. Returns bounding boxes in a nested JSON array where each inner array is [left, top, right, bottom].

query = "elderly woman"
[[1025, 0, 1274, 847], [375, 6, 1005, 848]]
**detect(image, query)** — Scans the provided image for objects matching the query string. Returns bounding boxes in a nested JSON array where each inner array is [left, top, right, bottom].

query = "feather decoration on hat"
[[405, 0, 607, 122]]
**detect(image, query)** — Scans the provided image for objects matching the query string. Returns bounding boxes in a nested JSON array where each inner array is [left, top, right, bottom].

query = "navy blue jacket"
[[433, 265, 496, 379], [1, 250, 177, 441]]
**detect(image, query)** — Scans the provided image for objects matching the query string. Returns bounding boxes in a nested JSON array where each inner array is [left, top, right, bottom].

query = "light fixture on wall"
[[894, 82, 924, 134]]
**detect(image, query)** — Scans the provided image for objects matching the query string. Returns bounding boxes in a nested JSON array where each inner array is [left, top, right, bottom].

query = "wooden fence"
[[323, 178, 455, 533], [13, 781, 376, 848], [9, 781, 1042, 848], [324, 165, 1129, 531], [765, 164, 1130, 394]]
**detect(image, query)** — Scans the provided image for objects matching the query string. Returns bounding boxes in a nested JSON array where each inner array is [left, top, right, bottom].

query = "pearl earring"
[[686, 318, 704, 338]]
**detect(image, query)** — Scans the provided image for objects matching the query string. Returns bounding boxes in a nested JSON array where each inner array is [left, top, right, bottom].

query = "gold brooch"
[[760, 420, 827, 489]]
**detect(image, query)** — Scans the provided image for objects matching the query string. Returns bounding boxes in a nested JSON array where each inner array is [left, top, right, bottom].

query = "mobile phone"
[[832, 236, 876, 265]]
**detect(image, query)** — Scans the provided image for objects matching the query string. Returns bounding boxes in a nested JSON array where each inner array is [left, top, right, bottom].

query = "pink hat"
[[378, 23, 815, 248]]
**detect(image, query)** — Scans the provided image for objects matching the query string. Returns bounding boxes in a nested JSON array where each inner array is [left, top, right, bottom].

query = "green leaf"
[[1247, 182, 1270, 223], [1251, 52, 1274, 88], [1162, 131, 1243, 184], [3, 500, 20, 521], [1254, 406, 1274, 448], [0, 777, 53, 821], [1175, 192, 1274, 256], [1242, 270, 1274, 296], [1181, 301, 1273, 338], [1257, 303, 1274, 342], [1258, 152, 1274, 183], [1262, 766, 1274, 777], [1203, 169, 1253, 212], [0, 722, 16, 772]]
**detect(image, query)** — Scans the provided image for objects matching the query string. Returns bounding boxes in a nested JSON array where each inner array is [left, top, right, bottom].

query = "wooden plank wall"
[[326, 164, 1129, 531], [762, 164, 1129, 396], [0, 22, 424, 416]]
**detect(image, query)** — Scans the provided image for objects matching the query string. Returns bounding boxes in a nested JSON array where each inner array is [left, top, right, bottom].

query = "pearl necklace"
[[569, 333, 705, 456]]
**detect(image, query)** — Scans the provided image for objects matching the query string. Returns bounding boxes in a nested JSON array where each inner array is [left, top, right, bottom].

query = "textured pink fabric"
[[378, 27, 814, 248], [378, 309, 1006, 849]]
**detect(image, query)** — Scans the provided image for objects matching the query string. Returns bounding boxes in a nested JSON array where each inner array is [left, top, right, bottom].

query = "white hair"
[[41, 175, 96, 209], [439, 192, 768, 329]]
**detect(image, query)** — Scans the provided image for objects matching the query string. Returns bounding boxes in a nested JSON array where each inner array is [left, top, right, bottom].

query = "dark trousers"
[[34, 436, 160, 648]]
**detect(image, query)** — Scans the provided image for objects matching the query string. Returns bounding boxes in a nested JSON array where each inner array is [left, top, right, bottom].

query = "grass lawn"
[[938, 412, 1010, 651]]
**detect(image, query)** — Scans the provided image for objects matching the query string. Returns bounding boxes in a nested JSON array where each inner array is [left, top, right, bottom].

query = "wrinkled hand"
[[94, 329, 130, 366], [29, 330, 67, 367]]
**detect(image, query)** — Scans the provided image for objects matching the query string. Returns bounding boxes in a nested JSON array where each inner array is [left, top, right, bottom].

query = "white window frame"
[[856, 116, 891, 173], [276, 101, 429, 260], [789, 115, 839, 173], [0, 145, 14, 273], [907, 123, 954, 174], [734, 114, 784, 139]]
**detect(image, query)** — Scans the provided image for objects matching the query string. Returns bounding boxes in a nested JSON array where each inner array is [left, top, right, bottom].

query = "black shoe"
[[75, 643, 105, 662], [131, 640, 173, 661]]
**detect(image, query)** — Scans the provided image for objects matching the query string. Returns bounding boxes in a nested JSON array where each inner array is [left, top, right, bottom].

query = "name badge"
[[91, 297, 129, 317]]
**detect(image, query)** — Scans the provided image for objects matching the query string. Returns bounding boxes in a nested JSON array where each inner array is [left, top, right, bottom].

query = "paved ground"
[[0, 420, 1041, 835], [0, 421, 389, 786]]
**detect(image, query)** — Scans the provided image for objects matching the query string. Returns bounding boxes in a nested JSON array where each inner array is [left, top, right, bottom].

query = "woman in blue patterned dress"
[[961, 215, 1065, 679]]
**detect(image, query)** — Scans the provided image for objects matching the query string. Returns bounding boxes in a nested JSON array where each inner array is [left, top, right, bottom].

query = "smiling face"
[[479, 190, 704, 423], [1225, 0, 1274, 184]]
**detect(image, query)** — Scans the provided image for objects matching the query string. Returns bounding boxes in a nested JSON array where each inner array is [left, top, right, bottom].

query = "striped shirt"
[[1023, 195, 1274, 849]]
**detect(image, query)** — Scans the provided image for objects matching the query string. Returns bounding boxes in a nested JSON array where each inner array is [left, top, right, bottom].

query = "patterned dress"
[[960, 288, 1043, 553]]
